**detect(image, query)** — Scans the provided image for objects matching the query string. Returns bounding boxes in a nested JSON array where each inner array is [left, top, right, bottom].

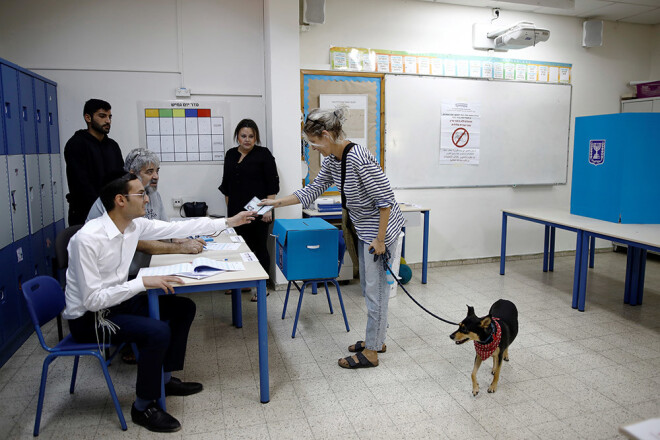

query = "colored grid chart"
[[145, 108, 225, 162]]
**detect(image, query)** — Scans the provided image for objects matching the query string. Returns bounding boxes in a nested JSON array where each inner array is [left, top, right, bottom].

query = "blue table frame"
[[303, 208, 430, 284], [147, 278, 269, 410], [500, 208, 660, 312]]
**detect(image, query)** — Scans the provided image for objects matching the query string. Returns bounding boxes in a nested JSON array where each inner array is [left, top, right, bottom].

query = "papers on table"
[[138, 257, 245, 280], [220, 228, 236, 235], [241, 252, 258, 262], [230, 235, 245, 243], [204, 242, 241, 251]]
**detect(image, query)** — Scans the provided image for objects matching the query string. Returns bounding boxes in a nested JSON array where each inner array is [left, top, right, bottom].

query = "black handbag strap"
[[340, 143, 356, 209]]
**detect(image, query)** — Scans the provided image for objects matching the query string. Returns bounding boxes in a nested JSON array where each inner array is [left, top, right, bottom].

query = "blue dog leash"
[[370, 248, 460, 326]]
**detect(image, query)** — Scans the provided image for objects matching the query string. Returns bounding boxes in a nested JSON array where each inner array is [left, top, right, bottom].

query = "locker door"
[[39, 155, 54, 226], [0, 66, 5, 156], [0, 245, 13, 348], [34, 79, 49, 155], [18, 72, 37, 155], [12, 236, 33, 331], [25, 154, 42, 233], [0, 156, 13, 248], [0, 157, 12, 249], [50, 153, 65, 222], [1, 64, 21, 155], [7, 155, 28, 241], [46, 83, 60, 154]]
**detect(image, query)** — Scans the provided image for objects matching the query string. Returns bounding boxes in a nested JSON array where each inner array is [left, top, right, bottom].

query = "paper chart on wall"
[[139, 101, 230, 163]]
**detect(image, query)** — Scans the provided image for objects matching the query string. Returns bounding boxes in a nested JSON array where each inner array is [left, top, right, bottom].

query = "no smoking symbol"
[[452, 127, 469, 148]]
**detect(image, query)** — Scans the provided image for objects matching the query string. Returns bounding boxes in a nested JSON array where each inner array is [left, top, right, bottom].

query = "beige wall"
[[300, 0, 656, 262]]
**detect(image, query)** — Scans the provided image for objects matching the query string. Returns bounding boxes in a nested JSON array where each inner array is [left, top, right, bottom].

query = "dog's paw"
[[491, 369, 495, 376], [504, 357, 509, 362], [472, 389, 479, 396], [487, 384, 497, 393]]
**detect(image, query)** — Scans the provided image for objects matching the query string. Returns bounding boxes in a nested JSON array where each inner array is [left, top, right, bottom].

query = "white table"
[[147, 233, 269, 408], [500, 207, 660, 311], [303, 203, 431, 283]]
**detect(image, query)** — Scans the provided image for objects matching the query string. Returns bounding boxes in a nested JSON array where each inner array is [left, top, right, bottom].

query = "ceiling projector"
[[473, 21, 550, 51]]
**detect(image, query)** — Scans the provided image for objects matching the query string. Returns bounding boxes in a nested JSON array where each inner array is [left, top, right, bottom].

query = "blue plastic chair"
[[21, 276, 127, 436], [282, 231, 350, 338]]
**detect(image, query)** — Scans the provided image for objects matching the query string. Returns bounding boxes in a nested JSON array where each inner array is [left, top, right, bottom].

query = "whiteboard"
[[384, 75, 571, 188]]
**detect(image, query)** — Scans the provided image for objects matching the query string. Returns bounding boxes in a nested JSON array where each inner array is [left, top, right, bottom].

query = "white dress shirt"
[[63, 212, 229, 320]]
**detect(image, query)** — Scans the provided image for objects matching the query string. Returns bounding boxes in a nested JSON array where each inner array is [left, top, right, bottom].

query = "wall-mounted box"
[[571, 113, 660, 224], [273, 218, 338, 280]]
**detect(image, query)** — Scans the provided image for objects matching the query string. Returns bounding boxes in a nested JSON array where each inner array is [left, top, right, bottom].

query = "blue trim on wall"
[[302, 74, 382, 189]]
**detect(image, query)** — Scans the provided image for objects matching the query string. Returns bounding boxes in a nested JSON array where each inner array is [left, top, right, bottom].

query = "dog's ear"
[[480, 316, 492, 328], [467, 305, 475, 316]]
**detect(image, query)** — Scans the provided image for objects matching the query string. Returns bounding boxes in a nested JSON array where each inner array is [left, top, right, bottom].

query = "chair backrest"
[[55, 224, 83, 270], [22, 276, 67, 331]]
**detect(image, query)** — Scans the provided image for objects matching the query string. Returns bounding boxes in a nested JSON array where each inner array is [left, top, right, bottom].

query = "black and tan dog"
[[449, 299, 518, 396]]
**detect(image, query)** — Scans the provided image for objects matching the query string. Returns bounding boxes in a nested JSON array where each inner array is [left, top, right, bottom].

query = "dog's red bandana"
[[474, 318, 501, 361]]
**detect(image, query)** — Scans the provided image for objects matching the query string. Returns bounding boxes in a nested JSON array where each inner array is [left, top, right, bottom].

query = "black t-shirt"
[[218, 145, 279, 216], [64, 129, 124, 225]]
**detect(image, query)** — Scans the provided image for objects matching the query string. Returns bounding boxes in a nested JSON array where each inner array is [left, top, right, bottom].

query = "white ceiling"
[[420, 0, 660, 25]]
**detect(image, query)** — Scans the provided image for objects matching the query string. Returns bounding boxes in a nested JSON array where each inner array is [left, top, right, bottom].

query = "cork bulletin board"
[[301, 70, 384, 193]]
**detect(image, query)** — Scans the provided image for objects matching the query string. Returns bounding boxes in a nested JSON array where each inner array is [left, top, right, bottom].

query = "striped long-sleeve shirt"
[[294, 144, 404, 247]]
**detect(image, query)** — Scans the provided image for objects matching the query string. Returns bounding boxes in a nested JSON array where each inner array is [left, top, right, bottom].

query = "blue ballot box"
[[571, 113, 660, 224], [273, 218, 339, 280]]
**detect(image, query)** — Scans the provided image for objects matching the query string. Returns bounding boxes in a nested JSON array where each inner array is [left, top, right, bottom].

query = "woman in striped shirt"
[[261, 107, 404, 369]]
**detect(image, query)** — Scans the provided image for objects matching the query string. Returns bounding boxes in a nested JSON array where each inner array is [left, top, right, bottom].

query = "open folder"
[[137, 257, 246, 280]]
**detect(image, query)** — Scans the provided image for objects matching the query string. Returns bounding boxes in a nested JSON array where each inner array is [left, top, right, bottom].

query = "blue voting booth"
[[571, 113, 660, 224], [273, 218, 339, 280]]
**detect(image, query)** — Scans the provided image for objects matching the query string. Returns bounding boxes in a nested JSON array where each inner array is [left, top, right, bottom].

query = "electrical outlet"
[[172, 197, 183, 208]]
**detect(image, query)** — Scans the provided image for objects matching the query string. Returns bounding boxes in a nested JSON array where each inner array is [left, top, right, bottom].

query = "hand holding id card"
[[244, 196, 274, 216]]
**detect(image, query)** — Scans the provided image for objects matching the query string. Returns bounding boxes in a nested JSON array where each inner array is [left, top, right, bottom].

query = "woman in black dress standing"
[[219, 119, 279, 300]]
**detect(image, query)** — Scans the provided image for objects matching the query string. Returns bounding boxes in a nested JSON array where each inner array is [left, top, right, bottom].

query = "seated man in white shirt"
[[64, 173, 255, 433], [87, 148, 206, 279]]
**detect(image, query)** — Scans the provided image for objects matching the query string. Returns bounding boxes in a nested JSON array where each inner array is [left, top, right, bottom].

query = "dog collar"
[[474, 319, 501, 361]]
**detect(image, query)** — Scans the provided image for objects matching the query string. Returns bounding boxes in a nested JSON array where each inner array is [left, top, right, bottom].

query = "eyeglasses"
[[123, 192, 147, 200]]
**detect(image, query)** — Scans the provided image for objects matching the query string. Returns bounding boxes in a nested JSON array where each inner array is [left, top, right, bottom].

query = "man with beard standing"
[[64, 99, 124, 225]]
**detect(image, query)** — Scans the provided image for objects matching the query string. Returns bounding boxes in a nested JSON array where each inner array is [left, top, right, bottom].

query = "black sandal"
[[348, 341, 386, 353], [338, 352, 378, 369]]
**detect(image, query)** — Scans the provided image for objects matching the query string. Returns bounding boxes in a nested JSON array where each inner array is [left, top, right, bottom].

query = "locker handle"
[[4, 102, 10, 119], [0, 288, 4, 302], [306, 245, 320, 250], [22, 106, 28, 121], [11, 189, 16, 211], [36, 109, 41, 123], [49, 112, 53, 125]]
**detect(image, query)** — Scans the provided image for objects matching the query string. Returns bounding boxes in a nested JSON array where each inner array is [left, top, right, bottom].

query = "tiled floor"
[[2, 250, 659, 439]]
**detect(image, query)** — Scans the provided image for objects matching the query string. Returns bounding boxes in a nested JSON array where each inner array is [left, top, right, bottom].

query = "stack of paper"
[[138, 257, 246, 280]]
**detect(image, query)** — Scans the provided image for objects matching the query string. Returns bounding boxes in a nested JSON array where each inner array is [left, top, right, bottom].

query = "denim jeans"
[[357, 240, 396, 351]]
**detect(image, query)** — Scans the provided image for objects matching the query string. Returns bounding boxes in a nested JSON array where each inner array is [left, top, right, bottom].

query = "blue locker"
[[18, 72, 37, 155], [0, 240, 34, 368], [34, 79, 49, 154], [39, 154, 54, 227], [7, 154, 29, 241], [1, 63, 21, 155], [25, 154, 43, 234], [30, 228, 48, 276], [0, 157, 11, 250], [46, 83, 60, 154], [50, 153, 65, 224], [0, 245, 13, 348], [0, 71, 5, 157]]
